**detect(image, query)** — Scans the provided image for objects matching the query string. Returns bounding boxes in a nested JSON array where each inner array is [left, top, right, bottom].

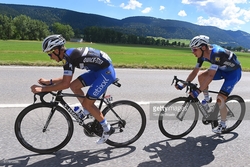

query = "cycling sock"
[[82, 108, 90, 116], [220, 120, 226, 127], [100, 119, 110, 132], [203, 90, 210, 101]]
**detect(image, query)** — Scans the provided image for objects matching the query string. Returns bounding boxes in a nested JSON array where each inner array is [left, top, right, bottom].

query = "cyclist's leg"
[[85, 64, 116, 101], [213, 68, 242, 133], [198, 69, 212, 101], [70, 71, 95, 104], [83, 65, 116, 143], [218, 68, 242, 120]]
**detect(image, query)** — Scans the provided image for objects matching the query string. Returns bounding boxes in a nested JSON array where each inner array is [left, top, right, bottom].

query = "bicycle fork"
[[43, 106, 57, 132]]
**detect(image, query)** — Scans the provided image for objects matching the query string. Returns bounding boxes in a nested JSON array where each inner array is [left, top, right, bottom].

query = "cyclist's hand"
[[38, 78, 50, 85], [31, 85, 43, 93], [190, 89, 200, 98], [175, 84, 184, 90]]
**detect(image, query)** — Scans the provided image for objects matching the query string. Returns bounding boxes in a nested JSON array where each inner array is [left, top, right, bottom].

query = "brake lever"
[[171, 76, 178, 86], [185, 85, 189, 93], [171, 79, 175, 85]]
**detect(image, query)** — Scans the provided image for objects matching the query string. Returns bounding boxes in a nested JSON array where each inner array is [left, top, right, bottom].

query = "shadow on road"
[[139, 132, 238, 167], [0, 146, 136, 166]]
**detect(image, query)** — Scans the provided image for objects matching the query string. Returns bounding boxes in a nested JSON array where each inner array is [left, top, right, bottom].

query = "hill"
[[0, 3, 250, 49]]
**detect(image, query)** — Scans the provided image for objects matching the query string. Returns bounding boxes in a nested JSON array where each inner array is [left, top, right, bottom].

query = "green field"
[[0, 40, 250, 71]]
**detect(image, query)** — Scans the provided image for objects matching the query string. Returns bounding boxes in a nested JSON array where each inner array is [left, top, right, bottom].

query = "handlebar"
[[172, 76, 199, 93], [33, 91, 60, 104]]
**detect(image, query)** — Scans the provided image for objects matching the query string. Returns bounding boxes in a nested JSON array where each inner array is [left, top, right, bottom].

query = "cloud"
[[98, 0, 111, 3], [182, 0, 250, 30], [181, 0, 191, 4], [142, 7, 152, 14], [178, 10, 187, 17], [120, 0, 142, 10], [159, 6, 165, 11], [197, 16, 243, 29]]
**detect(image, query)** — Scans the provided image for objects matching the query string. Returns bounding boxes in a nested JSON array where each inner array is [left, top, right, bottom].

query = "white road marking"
[[0, 99, 249, 108]]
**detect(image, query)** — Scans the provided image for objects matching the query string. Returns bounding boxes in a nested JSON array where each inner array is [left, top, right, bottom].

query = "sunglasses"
[[46, 50, 54, 57], [191, 47, 201, 52]]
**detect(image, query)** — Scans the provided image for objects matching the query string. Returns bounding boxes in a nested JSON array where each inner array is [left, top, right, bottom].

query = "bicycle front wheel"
[[158, 97, 199, 139], [102, 100, 146, 147], [220, 95, 246, 133], [14, 103, 74, 154]]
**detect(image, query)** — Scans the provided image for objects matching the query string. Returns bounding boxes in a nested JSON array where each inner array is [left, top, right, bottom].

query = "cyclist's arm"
[[42, 75, 72, 92], [185, 57, 203, 83], [186, 67, 200, 82], [38, 77, 63, 85], [31, 75, 72, 93]]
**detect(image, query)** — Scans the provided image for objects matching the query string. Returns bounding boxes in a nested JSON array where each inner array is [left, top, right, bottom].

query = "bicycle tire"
[[102, 100, 146, 147], [158, 97, 199, 139], [14, 103, 74, 154], [220, 95, 246, 133]]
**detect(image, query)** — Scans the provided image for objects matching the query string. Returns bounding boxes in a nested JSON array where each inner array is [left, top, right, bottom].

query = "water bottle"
[[201, 100, 210, 111], [73, 106, 85, 119]]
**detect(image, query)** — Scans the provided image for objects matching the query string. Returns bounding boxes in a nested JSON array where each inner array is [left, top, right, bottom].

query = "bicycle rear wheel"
[[158, 97, 199, 139], [102, 100, 146, 147], [220, 95, 246, 133], [14, 103, 74, 154]]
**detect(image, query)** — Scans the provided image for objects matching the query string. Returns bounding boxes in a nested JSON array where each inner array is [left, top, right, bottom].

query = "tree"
[[11, 15, 50, 40], [51, 22, 74, 40], [0, 15, 14, 39], [12, 15, 31, 40], [27, 20, 50, 40]]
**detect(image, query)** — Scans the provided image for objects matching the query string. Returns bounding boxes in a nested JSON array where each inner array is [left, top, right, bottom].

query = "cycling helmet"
[[189, 35, 209, 48], [42, 34, 66, 52]]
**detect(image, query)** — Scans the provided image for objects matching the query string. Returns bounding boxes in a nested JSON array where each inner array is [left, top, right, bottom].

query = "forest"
[[0, 14, 247, 51]]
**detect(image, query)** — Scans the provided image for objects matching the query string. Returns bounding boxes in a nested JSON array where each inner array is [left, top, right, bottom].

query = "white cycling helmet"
[[42, 34, 66, 52], [189, 35, 209, 48]]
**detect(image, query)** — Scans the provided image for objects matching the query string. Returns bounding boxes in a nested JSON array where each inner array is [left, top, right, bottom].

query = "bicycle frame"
[[34, 79, 123, 134], [176, 96, 209, 121]]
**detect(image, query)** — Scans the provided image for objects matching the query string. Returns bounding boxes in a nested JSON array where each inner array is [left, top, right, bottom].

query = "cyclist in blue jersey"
[[31, 34, 116, 144], [176, 35, 242, 133]]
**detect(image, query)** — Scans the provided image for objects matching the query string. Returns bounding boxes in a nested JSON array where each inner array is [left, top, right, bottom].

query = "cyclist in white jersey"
[[31, 34, 116, 144], [176, 35, 242, 133]]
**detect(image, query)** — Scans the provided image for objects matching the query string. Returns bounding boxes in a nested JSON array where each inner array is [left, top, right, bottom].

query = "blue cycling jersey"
[[197, 44, 241, 72]]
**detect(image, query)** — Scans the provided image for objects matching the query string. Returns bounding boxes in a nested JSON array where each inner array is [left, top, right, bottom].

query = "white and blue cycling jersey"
[[196, 44, 241, 71], [63, 47, 112, 74], [62, 47, 116, 99]]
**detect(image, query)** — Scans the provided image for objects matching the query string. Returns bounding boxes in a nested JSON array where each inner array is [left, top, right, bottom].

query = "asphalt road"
[[0, 66, 250, 167]]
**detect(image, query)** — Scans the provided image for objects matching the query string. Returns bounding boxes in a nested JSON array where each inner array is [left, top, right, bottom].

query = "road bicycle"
[[14, 78, 146, 154], [158, 76, 246, 139]]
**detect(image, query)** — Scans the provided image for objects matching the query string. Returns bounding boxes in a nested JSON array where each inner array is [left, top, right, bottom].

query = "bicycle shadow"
[[0, 146, 136, 167], [139, 132, 238, 167]]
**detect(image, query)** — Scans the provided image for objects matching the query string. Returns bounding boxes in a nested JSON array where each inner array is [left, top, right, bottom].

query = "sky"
[[1, 0, 250, 34]]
